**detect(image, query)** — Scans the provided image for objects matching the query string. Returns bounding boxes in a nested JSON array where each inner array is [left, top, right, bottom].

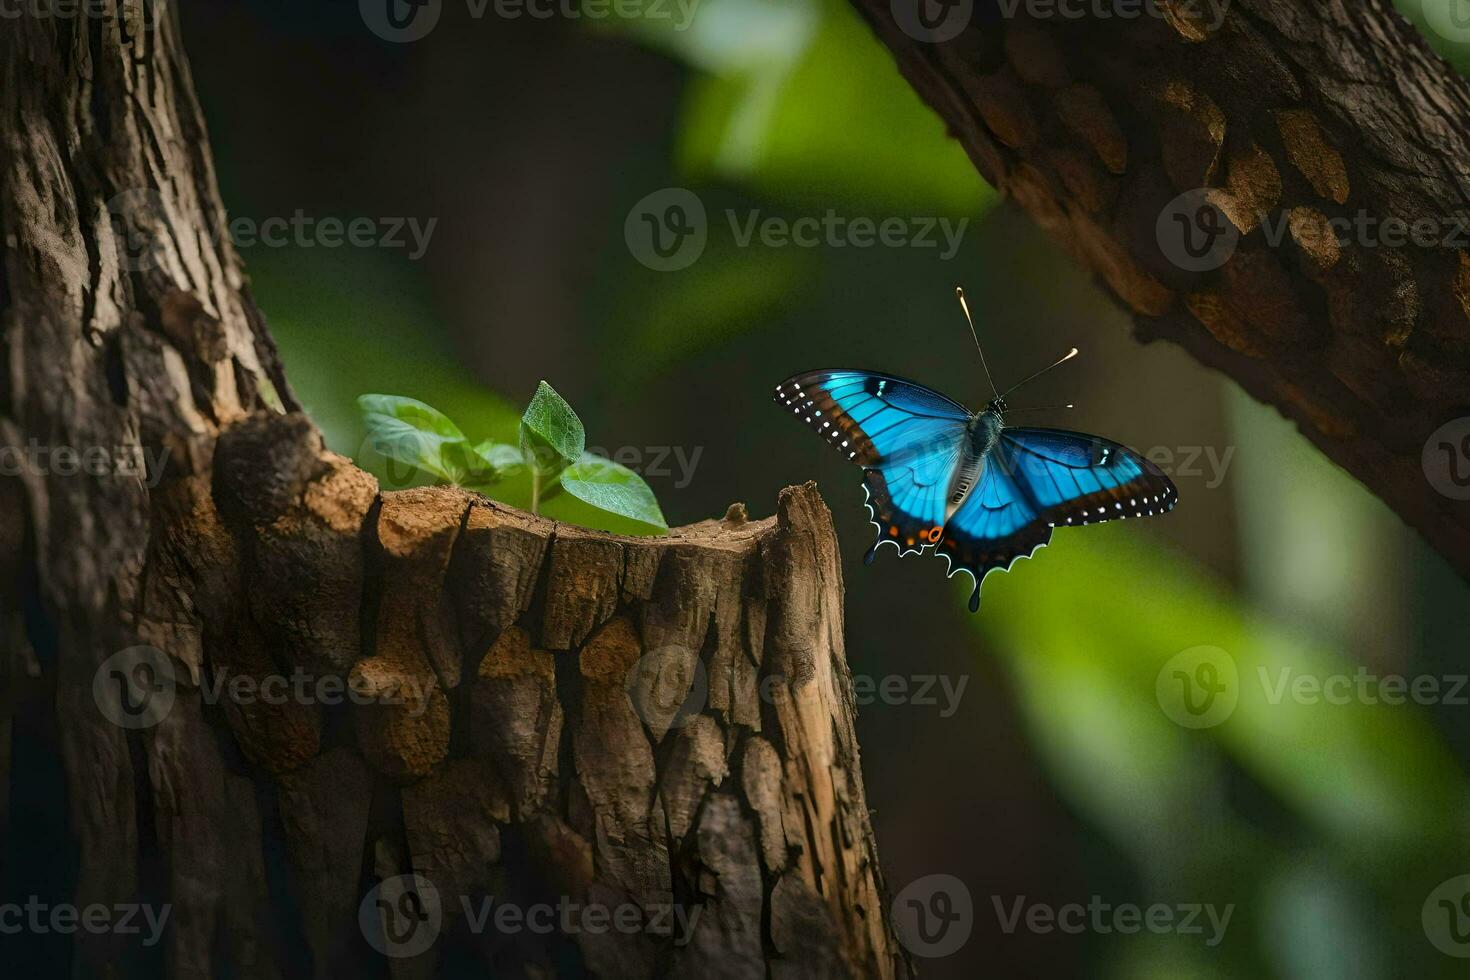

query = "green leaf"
[[559, 453, 668, 532], [358, 394, 472, 484], [474, 440, 524, 473], [461, 440, 523, 491], [518, 381, 585, 477]]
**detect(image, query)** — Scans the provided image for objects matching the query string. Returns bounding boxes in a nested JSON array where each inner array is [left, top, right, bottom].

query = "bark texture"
[[0, 7, 906, 979], [853, 0, 1470, 575]]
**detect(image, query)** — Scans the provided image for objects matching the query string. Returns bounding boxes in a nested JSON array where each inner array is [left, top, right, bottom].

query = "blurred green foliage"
[[1398, 0, 1470, 75], [608, 0, 994, 213], [978, 467, 1468, 975]]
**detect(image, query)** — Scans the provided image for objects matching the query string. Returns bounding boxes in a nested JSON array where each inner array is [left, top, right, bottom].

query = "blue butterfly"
[[774, 291, 1177, 612]]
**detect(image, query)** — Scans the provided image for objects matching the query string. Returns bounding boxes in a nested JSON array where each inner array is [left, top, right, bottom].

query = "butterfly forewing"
[[998, 427, 1178, 526], [774, 370, 972, 556]]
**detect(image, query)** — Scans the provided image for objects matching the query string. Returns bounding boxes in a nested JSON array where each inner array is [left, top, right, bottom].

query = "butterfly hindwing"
[[938, 428, 1177, 611], [937, 449, 1052, 612], [861, 438, 962, 560], [774, 370, 971, 558]]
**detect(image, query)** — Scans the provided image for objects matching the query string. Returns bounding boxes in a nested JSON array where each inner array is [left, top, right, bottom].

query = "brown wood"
[[0, 7, 908, 979], [851, 0, 1470, 576]]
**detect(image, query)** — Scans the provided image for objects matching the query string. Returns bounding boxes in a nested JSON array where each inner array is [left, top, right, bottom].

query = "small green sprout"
[[357, 381, 668, 534]]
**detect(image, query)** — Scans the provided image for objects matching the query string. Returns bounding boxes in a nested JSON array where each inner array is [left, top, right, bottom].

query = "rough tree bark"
[[0, 7, 907, 979], [853, 0, 1470, 576]]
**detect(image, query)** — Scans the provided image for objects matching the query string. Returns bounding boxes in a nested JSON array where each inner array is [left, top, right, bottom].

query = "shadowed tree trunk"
[[853, 0, 1470, 577], [0, 7, 908, 979]]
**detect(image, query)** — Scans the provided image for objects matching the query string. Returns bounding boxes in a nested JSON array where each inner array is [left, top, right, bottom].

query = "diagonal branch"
[[849, 0, 1470, 576]]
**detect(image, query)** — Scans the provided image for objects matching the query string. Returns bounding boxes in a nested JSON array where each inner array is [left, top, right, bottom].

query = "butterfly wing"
[[936, 446, 1052, 613], [1000, 427, 1178, 525], [774, 370, 972, 558], [939, 427, 1178, 612]]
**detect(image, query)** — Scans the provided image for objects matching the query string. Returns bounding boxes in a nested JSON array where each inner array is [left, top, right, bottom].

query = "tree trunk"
[[0, 7, 907, 979], [851, 0, 1470, 577]]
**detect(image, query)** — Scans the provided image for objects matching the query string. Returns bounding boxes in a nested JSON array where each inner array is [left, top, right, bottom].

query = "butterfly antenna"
[[955, 287, 999, 401], [1002, 403, 1075, 414], [998, 347, 1079, 400]]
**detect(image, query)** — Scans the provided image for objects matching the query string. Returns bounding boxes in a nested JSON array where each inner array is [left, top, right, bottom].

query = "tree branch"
[[850, 0, 1470, 576]]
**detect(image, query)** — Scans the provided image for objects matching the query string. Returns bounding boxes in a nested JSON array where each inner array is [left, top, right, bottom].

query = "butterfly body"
[[939, 408, 1000, 521], [775, 371, 1177, 612]]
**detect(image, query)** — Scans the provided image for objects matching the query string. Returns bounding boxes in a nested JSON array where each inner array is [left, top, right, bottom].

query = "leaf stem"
[[530, 467, 540, 515]]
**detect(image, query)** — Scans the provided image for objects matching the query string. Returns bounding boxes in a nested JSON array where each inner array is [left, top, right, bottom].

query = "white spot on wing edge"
[[859, 481, 940, 562], [932, 524, 1052, 594]]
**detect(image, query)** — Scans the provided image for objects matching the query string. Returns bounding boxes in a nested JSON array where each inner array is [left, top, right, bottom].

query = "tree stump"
[[201, 414, 906, 978], [0, 7, 909, 977]]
